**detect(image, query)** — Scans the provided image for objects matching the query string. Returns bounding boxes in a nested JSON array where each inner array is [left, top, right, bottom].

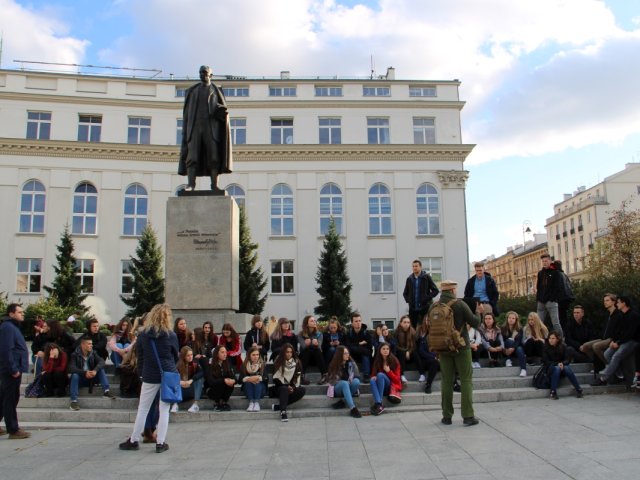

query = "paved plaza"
[[2, 393, 640, 480]]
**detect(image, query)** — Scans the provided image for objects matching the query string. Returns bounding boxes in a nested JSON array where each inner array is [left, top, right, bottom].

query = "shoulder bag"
[[150, 339, 182, 403]]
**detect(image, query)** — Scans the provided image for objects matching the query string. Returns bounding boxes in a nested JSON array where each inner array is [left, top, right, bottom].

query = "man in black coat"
[[345, 313, 372, 382], [76, 319, 108, 360], [535, 254, 563, 336], [403, 259, 439, 329], [565, 305, 596, 363], [463, 262, 499, 315]]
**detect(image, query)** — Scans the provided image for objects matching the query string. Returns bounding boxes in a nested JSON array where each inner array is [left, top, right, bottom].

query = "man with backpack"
[[429, 280, 482, 426]]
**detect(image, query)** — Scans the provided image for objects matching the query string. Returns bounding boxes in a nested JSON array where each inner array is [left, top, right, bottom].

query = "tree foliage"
[[238, 205, 267, 314], [315, 219, 352, 323]]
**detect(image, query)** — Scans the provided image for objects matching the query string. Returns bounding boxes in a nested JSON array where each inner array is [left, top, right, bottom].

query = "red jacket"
[[43, 351, 68, 373], [371, 361, 402, 393]]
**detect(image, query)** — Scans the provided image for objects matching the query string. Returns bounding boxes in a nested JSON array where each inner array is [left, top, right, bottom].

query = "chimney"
[[280, 70, 290, 80], [563, 193, 572, 201], [385, 67, 395, 80]]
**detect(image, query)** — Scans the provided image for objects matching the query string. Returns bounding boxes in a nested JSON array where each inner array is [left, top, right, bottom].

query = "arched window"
[[368, 183, 392, 235], [123, 183, 148, 236], [320, 183, 343, 235], [19, 180, 46, 233], [225, 184, 246, 208], [416, 183, 440, 235], [270, 183, 294, 236], [72, 182, 98, 235]]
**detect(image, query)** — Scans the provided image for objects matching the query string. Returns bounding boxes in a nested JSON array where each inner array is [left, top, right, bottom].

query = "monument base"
[[172, 309, 253, 333]]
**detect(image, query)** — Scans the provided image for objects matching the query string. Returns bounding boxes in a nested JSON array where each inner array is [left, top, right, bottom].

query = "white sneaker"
[[401, 375, 408, 384], [418, 374, 426, 382], [170, 403, 178, 413], [506, 359, 513, 367], [247, 402, 255, 412], [188, 403, 199, 413], [472, 362, 481, 369], [253, 402, 261, 412], [519, 369, 527, 377]]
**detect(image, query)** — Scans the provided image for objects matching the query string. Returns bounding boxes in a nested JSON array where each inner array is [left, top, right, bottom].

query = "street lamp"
[[522, 221, 532, 296]]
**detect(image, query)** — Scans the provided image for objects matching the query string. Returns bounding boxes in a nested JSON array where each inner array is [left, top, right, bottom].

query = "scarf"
[[273, 358, 299, 386]]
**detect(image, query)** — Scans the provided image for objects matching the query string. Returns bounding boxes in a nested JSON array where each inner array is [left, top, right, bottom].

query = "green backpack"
[[428, 299, 466, 353]]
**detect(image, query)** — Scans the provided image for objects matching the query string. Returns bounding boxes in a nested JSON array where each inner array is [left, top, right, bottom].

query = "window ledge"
[[16, 232, 46, 237], [71, 234, 98, 238], [270, 293, 296, 296], [317, 235, 347, 240], [370, 291, 396, 295], [367, 235, 395, 239], [121, 235, 142, 239], [269, 236, 296, 240], [416, 234, 443, 238], [14, 292, 42, 295]]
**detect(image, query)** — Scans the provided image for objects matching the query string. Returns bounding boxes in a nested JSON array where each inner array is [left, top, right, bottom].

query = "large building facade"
[[0, 68, 473, 326]]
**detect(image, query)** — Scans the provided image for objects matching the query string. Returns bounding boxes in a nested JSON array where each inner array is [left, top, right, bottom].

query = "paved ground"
[[2, 393, 640, 480]]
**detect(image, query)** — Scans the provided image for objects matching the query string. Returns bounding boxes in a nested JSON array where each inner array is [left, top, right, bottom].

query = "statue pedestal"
[[165, 195, 251, 332]]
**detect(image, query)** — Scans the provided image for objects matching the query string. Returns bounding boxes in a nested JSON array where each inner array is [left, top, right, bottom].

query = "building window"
[[413, 117, 436, 144], [77, 115, 102, 142], [127, 117, 151, 144], [225, 184, 246, 208], [580, 236, 584, 248], [416, 183, 440, 235], [72, 182, 98, 235], [269, 86, 296, 97], [319, 118, 341, 144], [76, 259, 95, 294], [578, 214, 583, 227], [222, 87, 249, 97], [271, 118, 293, 144], [176, 118, 183, 145], [363, 86, 390, 97], [123, 183, 148, 236], [368, 183, 392, 235], [409, 86, 437, 97], [271, 183, 294, 236], [367, 118, 390, 144], [587, 211, 591, 223], [271, 260, 294, 294], [121, 260, 134, 295], [230, 118, 247, 145], [26, 111, 51, 140], [19, 180, 46, 233], [320, 183, 343, 235], [419, 257, 443, 283], [315, 86, 342, 97], [175, 87, 186, 97], [16, 258, 42, 293], [370, 259, 394, 293]]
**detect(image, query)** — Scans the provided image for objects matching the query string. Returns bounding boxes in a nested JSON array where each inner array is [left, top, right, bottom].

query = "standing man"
[[463, 262, 499, 315], [433, 281, 482, 426], [178, 65, 233, 192], [0, 304, 30, 439], [535, 254, 563, 336], [403, 259, 439, 329]]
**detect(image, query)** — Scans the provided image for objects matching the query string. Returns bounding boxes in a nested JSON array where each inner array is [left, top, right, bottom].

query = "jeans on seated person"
[[601, 340, 639, 380], [33, 356, 43, 376], [181, 377, 204, 402], [549, 364, 581, 392], [504, 338, 527, 369], [110, 342, 128, 368], [333, 378, 361, 409], [70, 369, 110, 401], [242, 381, 266, 401], [369, 373, 390, 404]]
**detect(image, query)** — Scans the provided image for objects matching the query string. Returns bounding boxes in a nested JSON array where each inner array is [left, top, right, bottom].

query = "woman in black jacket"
[[244, 315, 270, 362], [543, 331, 583, 400], [204, 345, 236, 411]]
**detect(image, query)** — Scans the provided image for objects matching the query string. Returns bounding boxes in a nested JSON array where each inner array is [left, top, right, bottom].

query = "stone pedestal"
[[165, 195, 251, 332]]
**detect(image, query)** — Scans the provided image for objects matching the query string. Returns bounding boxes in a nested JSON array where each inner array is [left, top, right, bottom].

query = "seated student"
[[326, 346, 362, 418], [297, 315, 328, 385], [271, 343, 306, 422], [32, 319, 75, 375], [171, 346, 204, 414], [345, 313, 373, 383], [119, 341, 142, 398], [173, 317, 192, 349], [192, 322, 218, 364], [204, 345, 236, 411], [479, 312, 504, 367], [543, 331, 583, 399], [69, 337, 116, 411], [264, 315, 279, 338], [322, 317, 346, 366], [219, 323, 242, 371], [523, 312, 548, 363], [244, 315, 270, 362], [467, 324, 483, 369], [394, 315, 425, 386], [78, 319, 109, 361], [565, 305, 596, 363], [581, 294, 621, 374], [241, 346, 268, 412], [501, 311, 527, 377], [369, 343, 402, 415], [41, 342, 68, 397], [270, 317, 298, 361], [416, 315, 440, 393], [372, 323, 397, 355], [109, 317, 135, 369]]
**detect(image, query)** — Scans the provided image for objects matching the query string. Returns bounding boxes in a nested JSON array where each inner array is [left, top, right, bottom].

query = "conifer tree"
[[121, 224, 165, 317], [44, 225, 87, 311], [315, 218, 352, 323], [238, 205, 268, 314]]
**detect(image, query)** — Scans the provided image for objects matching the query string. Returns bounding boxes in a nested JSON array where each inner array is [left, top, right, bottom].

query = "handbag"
[[532, 365, 551, 390], [150, 339, 182, 403], [25, 375, 45, 398], [326, 384, 335, 398]]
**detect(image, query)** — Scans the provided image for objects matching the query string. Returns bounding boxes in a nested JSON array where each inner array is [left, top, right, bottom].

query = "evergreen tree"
[[121, 224, 165, 317], [315, 218, 352, 323], [238, 205, 267, 314], [44, 225, 87, 311]]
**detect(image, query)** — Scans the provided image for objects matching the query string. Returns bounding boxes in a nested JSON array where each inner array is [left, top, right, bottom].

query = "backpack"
[[532, 365, 550, 389], [428, 299, 466, 353]]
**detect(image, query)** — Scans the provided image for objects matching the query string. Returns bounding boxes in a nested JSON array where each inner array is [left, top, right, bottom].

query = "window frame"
[[319, 183, 343, 235], [123, 183, 148, 237], [315, 86, 343, 97], [270, 183, 294, 236], [76, 258, 95, 294], [269, 86, 297, 97], [416, 183, 440, 235], [121, 259, 134, 296], [16, 258, 42, 293], [270, 259, 295, 294], [319, 117, 342, 145], [367, 117, 390, 144], [409, 86, 437, 97], [127, 116, 151, 145], [225, 184, 246, 209], [270, 118, 294, 145], [368, 183, 392, 235], [370, 258, 395, 293], [72, 182, 98, 235], [222, 87, 249, 97], [418, 257, 443, 284], [77, 114, 102, 142], [26, 111, 52, 140], [413, 117, 436, 144], [363, 86, 390, 97], [19, 180, 46, 234], [230, 117, 247, 145]]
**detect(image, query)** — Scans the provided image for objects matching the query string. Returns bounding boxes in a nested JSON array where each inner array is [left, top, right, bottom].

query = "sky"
[[1, 0, 640, 262]]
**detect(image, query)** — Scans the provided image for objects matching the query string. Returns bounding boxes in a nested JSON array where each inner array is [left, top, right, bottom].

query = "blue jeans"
[[549, 364, 581, 392], [369, 373, 390, 404], [504, 339, 527, 369], [110, 342, 129, 368], [334, 379, 361, 409], [181, 377, 204, 402], [601, 340, 639, 380], [242, 381, 266, 401], [34, 356, 43, 376], [70, 370, 110, 401]]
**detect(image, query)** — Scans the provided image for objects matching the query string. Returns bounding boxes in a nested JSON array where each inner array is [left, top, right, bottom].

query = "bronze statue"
[[178, 65, 233, 192]]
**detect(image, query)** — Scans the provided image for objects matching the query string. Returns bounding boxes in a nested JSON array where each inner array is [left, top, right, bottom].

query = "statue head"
[[199, 65, 212, 85]]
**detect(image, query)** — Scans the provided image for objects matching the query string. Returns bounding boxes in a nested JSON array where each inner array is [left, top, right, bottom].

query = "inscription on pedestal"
[[176, 229, 219, 252]]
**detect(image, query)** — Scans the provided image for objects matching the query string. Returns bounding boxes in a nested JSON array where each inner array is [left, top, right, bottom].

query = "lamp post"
[[522, 221, 532, 296]]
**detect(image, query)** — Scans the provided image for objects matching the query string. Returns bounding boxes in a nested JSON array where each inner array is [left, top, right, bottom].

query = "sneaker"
[[280, 411, 288, 422], [519, 369, 527, 378], [332, 399, 346, 409], [576, 389, 584, 398], [424, 384, 432, 394], [591, 377, 607, 387], [506, 359, 513, 367], [418, 374, 426, 382], [214, 403, 223, 412], [69, 401, 80, 411], [188, 403, 199, 413], [350, 407, 362, 418], [441, 417, 452, 425], [8, 429, 31, 440], [472, 362, 481, 369], [103, 390, 116, 399], [550, 391, 558, 400], [155, 442, 169, 453], [247, 402, 255, 412], [377, 404, 385, 415], [253, 402, 261, 412], [221, 403, 231, 412], [463, 416, 479, 426], [401, 375, 408, 385], [370, 403, 379, 415], [170, 403, 179, 413], [0, 427, 6, 436], [271, 403, 280, 412], [119, 438, 139, 451], [453, 382, 461, 393]]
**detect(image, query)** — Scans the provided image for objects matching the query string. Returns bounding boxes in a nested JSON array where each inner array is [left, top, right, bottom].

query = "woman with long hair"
[[32, 319, 75, 375], [322, 317, 346, 365], [269, 317, 298, 361], [109, 317, 135, 369], [171, 346, 204, 414], [41, 342, 68, 397], [219, 323, 242, 370], [192, 322, 218, 363], [241, 346, 268, 412], [326, 346, 361, 418], [244, 315, 270, 362], [297, 315, 328, 385], [173, 317, 192, 349], [479, 312, 504, 367], [264, 315, 279, 337], [372, 323, 397, 355], [119, 303, 179, 454], [543, 331, 583, 400], [369, 343, 402, 415], [394, 315, 424, 386], [523, 312, 549, 363], [415, 314, 440, 394], [271, 343, 306, 422], [502, 311, 527, 377], [204, 345, 236, 411]]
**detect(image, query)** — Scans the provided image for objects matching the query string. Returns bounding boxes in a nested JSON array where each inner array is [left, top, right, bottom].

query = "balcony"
[[570, 228, 575, 234], [555, 234, 560, 240], [562, 231, 567, 238], [578, 225, 583, 231], [545, 196, 608, 225]]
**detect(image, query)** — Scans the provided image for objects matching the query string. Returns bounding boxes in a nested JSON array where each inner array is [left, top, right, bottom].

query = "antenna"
[[370, 54, 375, 80]]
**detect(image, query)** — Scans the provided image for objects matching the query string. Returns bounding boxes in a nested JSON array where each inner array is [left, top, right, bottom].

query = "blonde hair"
[[525, 312, 548, 340], [144, 303, 173, 333]]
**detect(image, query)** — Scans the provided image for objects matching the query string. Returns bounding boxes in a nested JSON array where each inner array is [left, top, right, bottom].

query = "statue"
[[178, 65, 233, 192]]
